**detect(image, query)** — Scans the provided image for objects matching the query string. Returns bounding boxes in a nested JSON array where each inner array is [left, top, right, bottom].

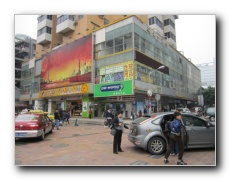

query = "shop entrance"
[[67, 100, 82, 116]]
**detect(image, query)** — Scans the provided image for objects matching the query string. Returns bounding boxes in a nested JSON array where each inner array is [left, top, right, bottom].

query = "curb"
[[69, 117, 132, 126]]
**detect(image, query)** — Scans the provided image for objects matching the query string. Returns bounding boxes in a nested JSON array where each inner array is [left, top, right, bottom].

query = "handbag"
[[110, 128, 116, 136]]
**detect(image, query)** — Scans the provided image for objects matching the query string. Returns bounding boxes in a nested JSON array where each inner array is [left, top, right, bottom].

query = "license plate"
[[15, 133, 26, 137]]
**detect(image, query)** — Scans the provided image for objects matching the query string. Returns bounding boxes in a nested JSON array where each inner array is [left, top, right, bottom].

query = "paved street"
[[15, 117, 215, 166]]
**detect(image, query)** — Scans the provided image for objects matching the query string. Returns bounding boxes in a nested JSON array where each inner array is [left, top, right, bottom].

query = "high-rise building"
[[15, 34, 36, 88], [20, 15, 201, 117], [196, 62, 216, 88], [148, 15, 178, 48], [15, 34, 36, 111]]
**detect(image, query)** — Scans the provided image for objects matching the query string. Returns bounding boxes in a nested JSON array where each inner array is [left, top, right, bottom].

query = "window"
[[164, 32, 176, 41], [104, 18, 109, 25], [183, 116, 206, 127], [47, 15, 52, 20], [38, 26, 52, 36], [149, 17, 154, 25], [106, 40, 113, 48], [155, 17, 163, 29], [164, 19, 169, 26], [78, 15, 84, 20], [38, 15, 52, 23], [164, 19, 175, 29], [38, 15, 46, 23]]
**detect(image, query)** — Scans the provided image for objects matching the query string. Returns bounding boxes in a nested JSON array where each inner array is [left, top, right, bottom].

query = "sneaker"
[[177, 160, 187, 165], [170, 153, 175, 156], [164, 159, 169, 164]]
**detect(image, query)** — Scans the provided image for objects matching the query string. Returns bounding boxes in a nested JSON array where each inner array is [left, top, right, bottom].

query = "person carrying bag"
[[110, 110, 129, 154]]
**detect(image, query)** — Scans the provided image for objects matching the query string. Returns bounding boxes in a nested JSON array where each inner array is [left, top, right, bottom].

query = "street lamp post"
[[147, 65, 165, 113]]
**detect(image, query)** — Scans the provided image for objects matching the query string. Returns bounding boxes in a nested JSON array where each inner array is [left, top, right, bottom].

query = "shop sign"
[[38, 84, 89, 98], [94, 80, 133, 97]]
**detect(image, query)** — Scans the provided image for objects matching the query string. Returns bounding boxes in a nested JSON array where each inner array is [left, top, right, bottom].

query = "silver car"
[[128, 112, 215, 155]]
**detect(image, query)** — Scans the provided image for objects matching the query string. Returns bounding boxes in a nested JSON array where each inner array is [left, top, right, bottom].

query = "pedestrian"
[[110, 110, 129, 154], [166, 120, 179, 156], [59, 108, 63, 126], [144, 107, 147, 114], [131, 109, 135, 121], [164, 112, 187, 165], [54, 109, 60, 130], [89, 108, 92, 119], [138, 109, 142, 117], [105, 108, 113, 127], [66, 111, 70, 125]]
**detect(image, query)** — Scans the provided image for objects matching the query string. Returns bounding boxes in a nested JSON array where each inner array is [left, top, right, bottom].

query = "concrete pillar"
[[48, 99, 52, 113]]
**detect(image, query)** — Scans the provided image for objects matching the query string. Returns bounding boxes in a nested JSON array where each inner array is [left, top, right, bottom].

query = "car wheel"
[[147, 137, 166, 155], [39, 130, 45, 141], [210, 116, 215, 122]]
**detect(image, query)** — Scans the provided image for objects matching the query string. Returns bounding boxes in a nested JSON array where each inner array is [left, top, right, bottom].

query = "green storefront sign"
[[94, 80, 133, 97]]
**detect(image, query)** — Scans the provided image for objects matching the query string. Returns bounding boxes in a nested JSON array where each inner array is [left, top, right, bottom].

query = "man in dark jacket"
[[164, 112, 187, 165], [105, 108, 113, 127], [54, 109, 60, 130], [110, 110, 129, 154]]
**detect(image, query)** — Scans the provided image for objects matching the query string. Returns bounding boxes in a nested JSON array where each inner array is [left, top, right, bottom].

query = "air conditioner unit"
[[98, 15, 104, 19], [74, 20, 78, 26], [147, 27, 152, 34]]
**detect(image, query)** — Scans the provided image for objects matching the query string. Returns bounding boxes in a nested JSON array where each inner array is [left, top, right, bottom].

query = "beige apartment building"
[[35, 15, 148, 58]]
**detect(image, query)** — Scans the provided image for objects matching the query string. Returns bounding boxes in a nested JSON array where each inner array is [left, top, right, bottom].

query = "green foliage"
[[201, 86, 215, 106]]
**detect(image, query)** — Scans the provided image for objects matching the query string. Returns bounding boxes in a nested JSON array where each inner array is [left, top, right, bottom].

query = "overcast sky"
[[15, 15, 215, 65]]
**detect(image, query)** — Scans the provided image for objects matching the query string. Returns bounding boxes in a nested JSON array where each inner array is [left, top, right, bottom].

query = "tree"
[[201, 86, 215, 107]]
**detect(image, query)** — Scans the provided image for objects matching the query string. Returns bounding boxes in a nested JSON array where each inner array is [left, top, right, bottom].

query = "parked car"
[[205, 107, 215, 122], [128, 112, 215, 155], [191, 107, 203, 117], [15, 112, 53, 140]]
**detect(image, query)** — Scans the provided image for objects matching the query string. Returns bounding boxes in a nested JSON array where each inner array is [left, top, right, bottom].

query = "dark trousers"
[[107, 118, 112, 126], [164, 133, 184, 160], [89, 114, 91, 119], [113, 129, 122, 153]]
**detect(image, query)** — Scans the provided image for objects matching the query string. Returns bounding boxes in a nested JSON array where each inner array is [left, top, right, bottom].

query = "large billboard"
[[40, 35, 92, 90]]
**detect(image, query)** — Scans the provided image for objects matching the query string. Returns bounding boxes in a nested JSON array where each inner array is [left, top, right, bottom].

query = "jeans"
[[171, 143, 179, 154], [55, 119, 59, 129]]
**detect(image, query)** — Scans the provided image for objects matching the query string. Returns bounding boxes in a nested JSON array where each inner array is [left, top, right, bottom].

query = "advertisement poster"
[[82, 101, 87, 112], [136, 102, 144, 114], [98, 61, 133, 84], [40, 35, 92, 90]]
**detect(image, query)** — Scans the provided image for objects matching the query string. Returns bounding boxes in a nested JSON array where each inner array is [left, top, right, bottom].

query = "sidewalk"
[[69, 116, 132, 125]]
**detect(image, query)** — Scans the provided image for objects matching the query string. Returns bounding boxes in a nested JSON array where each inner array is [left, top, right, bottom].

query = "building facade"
[[15, 34, 36, 110], [19, 15, 201, 118], [196, 62, 216, 89]]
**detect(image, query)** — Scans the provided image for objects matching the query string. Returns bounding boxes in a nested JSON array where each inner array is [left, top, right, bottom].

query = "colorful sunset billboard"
[[40, 35, 92, 90]]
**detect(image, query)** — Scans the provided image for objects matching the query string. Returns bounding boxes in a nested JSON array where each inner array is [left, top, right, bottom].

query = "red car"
[[15, 113, 53, 140]]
